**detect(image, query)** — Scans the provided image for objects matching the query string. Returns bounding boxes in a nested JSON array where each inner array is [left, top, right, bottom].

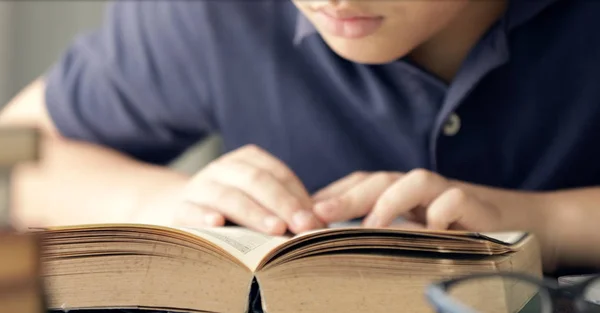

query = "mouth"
[[311, 7, 384, 39]]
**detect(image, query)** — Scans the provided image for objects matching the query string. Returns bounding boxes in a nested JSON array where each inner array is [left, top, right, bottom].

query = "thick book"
[[37, 224, 542, 313], [0, 126, 40, 167], [0, 231, 46, 313]]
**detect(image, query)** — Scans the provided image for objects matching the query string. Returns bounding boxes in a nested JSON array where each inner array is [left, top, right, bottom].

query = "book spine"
[[0, 127, 40, 167]]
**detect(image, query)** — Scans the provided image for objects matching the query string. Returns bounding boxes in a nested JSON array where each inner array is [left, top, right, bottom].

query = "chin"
[[320, 35, 412, 65]]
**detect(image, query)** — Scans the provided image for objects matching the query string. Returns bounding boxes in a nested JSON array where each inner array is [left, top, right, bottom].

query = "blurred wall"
[[10, 1, 106, 98], [0, 1, 220, 173], [0, 2, 15, 105]]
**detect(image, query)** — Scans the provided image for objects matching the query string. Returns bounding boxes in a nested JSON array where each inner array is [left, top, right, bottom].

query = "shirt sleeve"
[[44, 1, 216, 165]]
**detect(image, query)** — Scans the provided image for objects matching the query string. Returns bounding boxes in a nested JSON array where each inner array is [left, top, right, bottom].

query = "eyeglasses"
[[425, 272, 600, 313]]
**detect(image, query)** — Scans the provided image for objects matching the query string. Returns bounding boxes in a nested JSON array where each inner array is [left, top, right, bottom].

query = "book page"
[[480, 232, 527, 245], [179, 227, 289, 270], [331, 219, 526, 245]]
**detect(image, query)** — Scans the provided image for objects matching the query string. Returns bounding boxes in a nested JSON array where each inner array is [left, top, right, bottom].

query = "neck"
[[409, 0, 508, 83]]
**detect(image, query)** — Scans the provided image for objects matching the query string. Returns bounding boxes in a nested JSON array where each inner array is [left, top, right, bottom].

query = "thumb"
[[173, 202, 226, 228]]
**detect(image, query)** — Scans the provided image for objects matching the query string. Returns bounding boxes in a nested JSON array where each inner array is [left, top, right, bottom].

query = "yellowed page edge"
[[177, 227, 289, 271]]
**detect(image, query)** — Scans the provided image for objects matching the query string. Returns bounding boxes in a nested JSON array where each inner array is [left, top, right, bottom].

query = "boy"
[[1, 0, 599, 273]]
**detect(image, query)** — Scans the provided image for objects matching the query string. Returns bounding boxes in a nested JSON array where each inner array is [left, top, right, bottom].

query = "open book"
[[39, 224, 542, 313]]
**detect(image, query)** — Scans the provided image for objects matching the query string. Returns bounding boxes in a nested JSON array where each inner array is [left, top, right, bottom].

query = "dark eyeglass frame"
[[425, 272, 600, 313]]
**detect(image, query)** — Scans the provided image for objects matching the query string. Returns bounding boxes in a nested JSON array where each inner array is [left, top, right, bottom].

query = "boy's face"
[[292, 0, 470, 64]]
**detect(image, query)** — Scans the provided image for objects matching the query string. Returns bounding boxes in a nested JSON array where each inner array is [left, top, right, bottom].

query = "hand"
[[136, 145, 324, 235], [312, 169, 562, 270], [312, 169, 538, 232]]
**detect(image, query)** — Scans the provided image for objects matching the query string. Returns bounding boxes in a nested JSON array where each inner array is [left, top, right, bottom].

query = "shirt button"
[[443, 113, 461, 136]]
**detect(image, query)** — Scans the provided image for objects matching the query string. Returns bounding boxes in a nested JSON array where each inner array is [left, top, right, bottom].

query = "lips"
[[311, 7, 384, 39]]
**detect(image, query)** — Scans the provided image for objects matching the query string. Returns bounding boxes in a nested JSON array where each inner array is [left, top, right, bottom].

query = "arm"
[[1, 79, 323, 235], [540, 188, 600, 273], [0, 1, 214, 229], [0, 2, 323, 235], [0, 78, 189, 228], [312, 170, 600, 273]]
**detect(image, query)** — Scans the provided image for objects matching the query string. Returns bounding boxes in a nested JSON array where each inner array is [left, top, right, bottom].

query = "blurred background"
[[0, 1, 221, 174]]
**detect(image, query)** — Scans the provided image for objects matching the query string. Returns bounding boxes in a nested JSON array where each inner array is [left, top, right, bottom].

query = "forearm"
[[10, 136, 189, 228], [1, 78, 189, 228], [540, 188, 600, 271]]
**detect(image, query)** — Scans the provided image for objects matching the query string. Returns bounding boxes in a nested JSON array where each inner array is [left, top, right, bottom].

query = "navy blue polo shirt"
[[45, 0, 600, 193]]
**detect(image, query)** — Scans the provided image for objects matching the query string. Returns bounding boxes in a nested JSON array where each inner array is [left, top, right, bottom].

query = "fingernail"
[[293, 210, 316, 229], [391, 220, 426, 230], [263, 216, 282, 232], [363, 215, 379, 228], [204, 213, 222, 226]]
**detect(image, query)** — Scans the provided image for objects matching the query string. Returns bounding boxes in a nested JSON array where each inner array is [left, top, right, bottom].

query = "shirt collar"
[[293, 13, 316, 46], [292, 0, 561, 46]]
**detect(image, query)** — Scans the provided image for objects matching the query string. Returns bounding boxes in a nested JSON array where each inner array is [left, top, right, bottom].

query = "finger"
[[204, 161, 323, 233], [312, 171, 370, 202], [402, 206, 428, 225], [388, 219, 426, 230], [426, 188, 501, 232], [226, 145, 313, 209], [172, 202, 226, 228], [364, 169, 448, 227], [314, 172, 399, 223], [185, 180, 287, 235]]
